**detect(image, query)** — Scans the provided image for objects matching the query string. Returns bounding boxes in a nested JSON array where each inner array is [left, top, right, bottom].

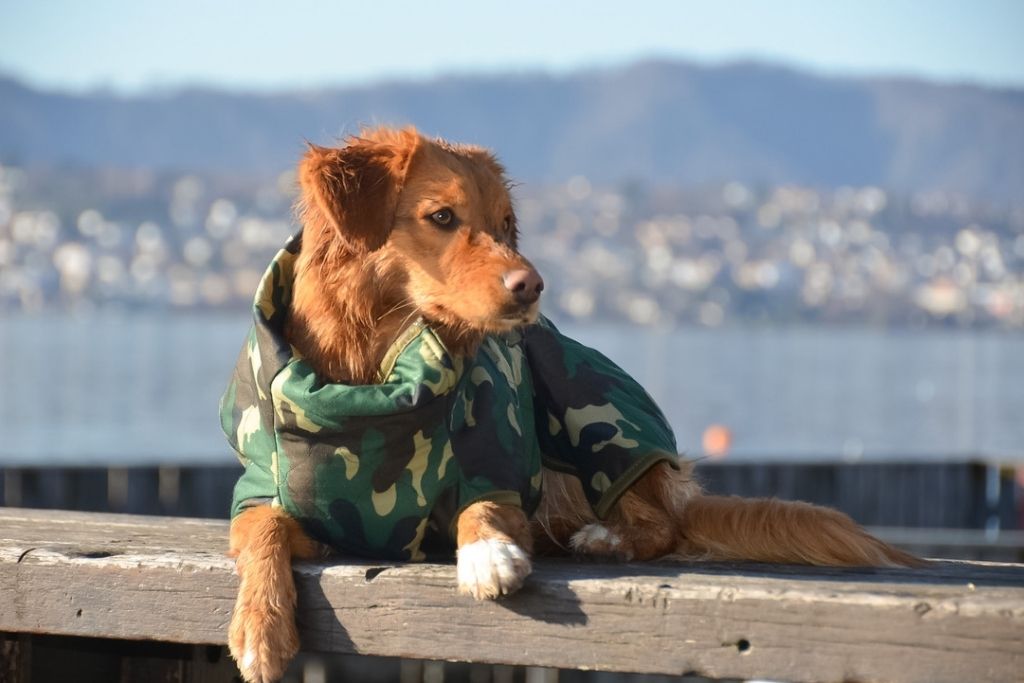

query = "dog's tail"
[[676, 495, 922, 567]]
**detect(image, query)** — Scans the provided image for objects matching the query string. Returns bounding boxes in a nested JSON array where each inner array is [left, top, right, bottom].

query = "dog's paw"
[[228, 594, 298, 683], [570, 523, 634, 560], [457, 539, 532, 600]]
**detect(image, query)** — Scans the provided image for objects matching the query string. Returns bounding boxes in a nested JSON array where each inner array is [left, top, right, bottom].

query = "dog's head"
[[297, 127, 543, 334]]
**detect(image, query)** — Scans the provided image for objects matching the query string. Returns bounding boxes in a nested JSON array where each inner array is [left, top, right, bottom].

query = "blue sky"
[[1, 0, 1022, 92]]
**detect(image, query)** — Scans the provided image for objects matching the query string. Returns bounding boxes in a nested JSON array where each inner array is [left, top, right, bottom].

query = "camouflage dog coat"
[[222, 234, 679, 561]]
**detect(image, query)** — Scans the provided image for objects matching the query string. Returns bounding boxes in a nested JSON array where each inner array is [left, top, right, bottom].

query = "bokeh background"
[[1, 2, 1022, 542]]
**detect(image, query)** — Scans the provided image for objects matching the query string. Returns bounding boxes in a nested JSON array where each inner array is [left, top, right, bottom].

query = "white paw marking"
[[570, 523, 626, 555], [241, 647, 256, 672], [457, 539, 531, 600]]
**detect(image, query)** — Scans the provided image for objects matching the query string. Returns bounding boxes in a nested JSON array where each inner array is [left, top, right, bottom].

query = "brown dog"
[[226, 127, 917, 683]]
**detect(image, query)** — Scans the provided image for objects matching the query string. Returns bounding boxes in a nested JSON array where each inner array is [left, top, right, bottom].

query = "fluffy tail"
[[677, 495, 921, 567]]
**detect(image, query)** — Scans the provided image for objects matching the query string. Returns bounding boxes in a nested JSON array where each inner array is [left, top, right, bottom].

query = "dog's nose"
[[503, 268, 544, 305]]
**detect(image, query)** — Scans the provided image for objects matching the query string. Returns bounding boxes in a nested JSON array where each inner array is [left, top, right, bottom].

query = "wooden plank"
[[5, 461, 1011, 530], [0, 634, 240, 683], [869, 526, 1024, 562], [1, 508, 1022, 683], [0, 634, 29, 683], [177, 468, 235, 519], [18, 634, 191, 683], [693, 461, 1009, 529], [122, 468, 162, 516]]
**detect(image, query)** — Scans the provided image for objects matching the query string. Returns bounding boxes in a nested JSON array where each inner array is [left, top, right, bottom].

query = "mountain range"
[[2, 60, 1022, 200]]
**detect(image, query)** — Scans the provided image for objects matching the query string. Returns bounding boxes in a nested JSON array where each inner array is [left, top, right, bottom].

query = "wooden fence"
[[2, 459, 1019, 529]]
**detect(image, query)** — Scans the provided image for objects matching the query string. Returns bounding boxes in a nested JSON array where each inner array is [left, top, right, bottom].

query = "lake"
[[0, 312, 1021, 465]]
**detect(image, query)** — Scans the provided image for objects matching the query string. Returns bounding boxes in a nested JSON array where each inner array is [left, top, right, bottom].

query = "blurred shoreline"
[[2, 164, 1021, 330]]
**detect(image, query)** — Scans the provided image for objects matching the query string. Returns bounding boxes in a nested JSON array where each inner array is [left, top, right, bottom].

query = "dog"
[[222, 127, 918, 683]]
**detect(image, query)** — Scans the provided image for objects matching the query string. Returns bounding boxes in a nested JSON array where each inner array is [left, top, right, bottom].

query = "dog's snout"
[[503, 268, 544, 305]]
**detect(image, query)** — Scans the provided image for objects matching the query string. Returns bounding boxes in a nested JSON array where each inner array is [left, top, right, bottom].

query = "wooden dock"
[[2, 507, 1023, 683]]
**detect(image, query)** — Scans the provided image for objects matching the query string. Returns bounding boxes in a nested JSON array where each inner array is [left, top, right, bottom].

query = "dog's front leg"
[[228, 506, 322, 683], [456, 501, 533, 599]]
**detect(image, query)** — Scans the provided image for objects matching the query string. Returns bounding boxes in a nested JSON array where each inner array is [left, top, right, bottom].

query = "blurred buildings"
[[1, 163, 1022, 328]]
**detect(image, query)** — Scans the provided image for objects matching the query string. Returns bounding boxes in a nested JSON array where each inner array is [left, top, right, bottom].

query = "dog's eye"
[[429, 209, 455, 227], [503, 215, 513, 233]]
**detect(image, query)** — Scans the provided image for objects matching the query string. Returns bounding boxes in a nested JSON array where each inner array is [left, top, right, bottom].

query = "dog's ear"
[[298, 128, 420, 253]]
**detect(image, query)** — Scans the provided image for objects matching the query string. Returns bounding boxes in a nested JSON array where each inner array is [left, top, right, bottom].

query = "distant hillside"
[[1, 60, 1022, 200]]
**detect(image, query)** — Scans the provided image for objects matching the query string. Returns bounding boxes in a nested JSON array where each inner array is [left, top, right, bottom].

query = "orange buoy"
[[702, 424, 733, 459]]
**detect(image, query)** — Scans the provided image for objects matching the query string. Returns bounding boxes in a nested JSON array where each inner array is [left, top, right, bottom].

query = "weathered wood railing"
[[2, 507, 1022, 683]]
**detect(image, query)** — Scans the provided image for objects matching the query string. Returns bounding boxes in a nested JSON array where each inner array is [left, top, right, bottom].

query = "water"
[[0, 312, 1021, 465]]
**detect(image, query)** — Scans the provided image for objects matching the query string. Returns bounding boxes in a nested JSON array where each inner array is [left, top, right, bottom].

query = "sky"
[[1, 0, 1023, 93]]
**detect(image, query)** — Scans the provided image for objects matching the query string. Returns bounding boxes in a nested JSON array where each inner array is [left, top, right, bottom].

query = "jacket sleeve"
[[220, 326, 280, 518], [522, 316, 679, 519], [221, 238, 301, 519]]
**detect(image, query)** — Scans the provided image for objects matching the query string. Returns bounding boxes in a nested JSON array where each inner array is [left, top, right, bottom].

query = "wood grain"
[[1, 508, 1022, 683]]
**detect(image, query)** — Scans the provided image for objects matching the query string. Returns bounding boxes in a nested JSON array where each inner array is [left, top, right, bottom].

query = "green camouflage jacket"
[[221, 233, 678, 561]]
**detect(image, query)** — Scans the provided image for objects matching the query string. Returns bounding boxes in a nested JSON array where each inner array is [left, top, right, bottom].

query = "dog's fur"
[[228, 127, 919, 683]]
